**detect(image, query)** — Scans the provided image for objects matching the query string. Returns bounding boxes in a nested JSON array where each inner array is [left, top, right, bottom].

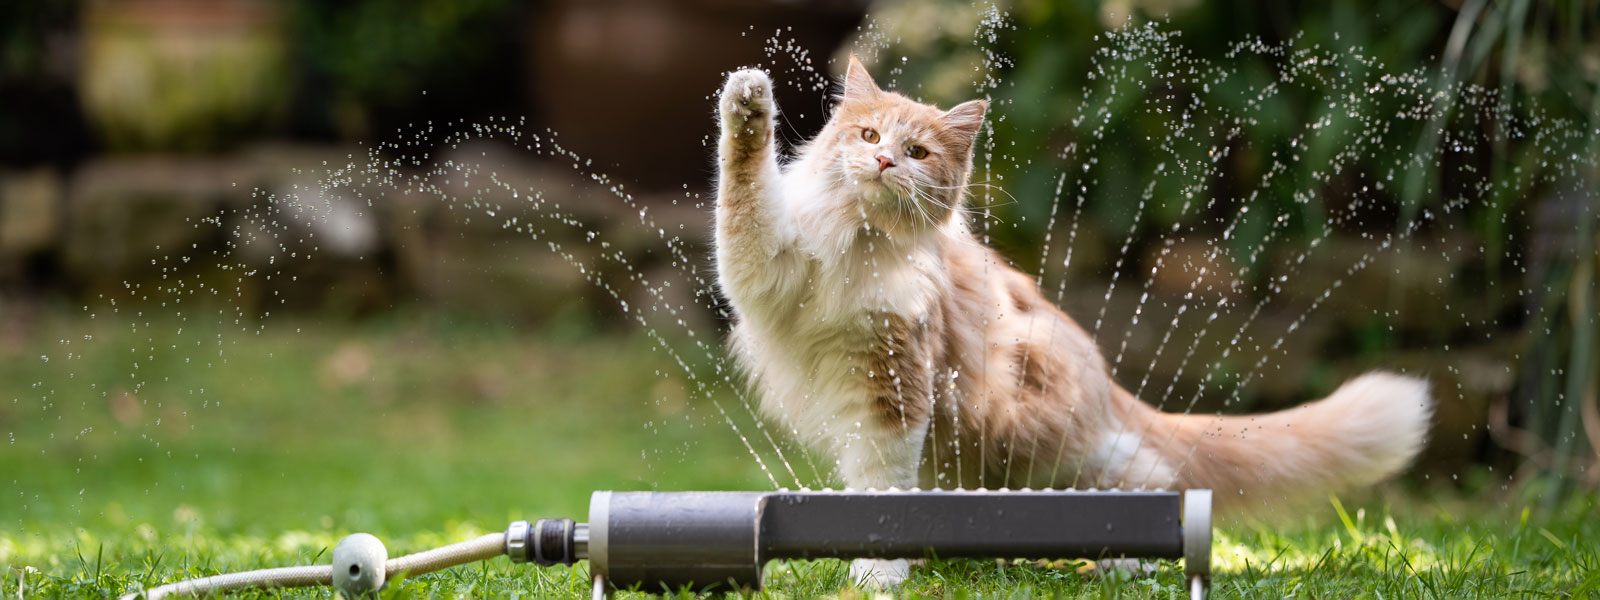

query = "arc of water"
[[339, 120, 808, 489]]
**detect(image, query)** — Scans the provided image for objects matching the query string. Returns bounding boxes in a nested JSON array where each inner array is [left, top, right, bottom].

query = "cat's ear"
[[843, 54, 880, 100], [943, 99, 988, 149]]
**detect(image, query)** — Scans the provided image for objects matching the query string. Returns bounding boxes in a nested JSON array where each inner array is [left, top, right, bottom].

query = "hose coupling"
[[506, 518, 582, 565], [505, 520, 532, 563]]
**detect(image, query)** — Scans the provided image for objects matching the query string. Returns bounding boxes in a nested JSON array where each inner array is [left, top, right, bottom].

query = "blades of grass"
[[1388, 539, 1442, 599], [1570, 569, 1600, 598], [140, 548, 165, 585], [1537, 528, 1568, 551], [1329, 494, 1361, 541], [1440, 533, 1492, 593], [1306, 544, 1338, 576], [479, 556, 490, 594], [1264, 545, 1291, 572], [1384, 513, 1403, 551]]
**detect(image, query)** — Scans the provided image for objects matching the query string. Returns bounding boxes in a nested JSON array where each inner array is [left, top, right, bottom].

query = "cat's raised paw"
[[720, 69, 775, 128]]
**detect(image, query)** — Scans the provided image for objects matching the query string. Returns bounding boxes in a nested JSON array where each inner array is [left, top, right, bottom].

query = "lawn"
[[2, 310, 1596, 598]]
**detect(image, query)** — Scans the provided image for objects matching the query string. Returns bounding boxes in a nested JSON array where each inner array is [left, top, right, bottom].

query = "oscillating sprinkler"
[[123, 488, 1213, 600]]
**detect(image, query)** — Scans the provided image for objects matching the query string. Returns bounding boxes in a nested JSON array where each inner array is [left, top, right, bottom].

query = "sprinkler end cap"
[[333, 533, 388, 597]]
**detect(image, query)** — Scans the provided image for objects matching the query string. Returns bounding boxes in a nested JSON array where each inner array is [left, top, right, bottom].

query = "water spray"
[[122, 489, 1212, 599]]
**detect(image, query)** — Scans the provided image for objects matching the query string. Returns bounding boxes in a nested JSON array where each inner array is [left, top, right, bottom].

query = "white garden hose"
[[119, 532, 506, 599], [383, 532, 506, 578]]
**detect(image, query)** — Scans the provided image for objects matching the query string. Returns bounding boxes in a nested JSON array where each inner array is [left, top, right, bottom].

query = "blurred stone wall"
[[0, 142, 713, 330], [0, 0, 869, 321]]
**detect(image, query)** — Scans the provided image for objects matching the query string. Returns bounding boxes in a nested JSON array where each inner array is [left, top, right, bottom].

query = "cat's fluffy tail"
[[1125, 371, 1433, 502]]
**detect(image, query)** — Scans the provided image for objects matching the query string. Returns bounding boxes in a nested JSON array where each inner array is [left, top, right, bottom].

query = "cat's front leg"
[[839, 408, 929, 589], [841, 429, 921, 588], [838, 424, 926, 491], [714, 69, 790, 301]]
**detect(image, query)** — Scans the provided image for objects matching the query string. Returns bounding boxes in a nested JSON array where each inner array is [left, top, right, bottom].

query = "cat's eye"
[[862, 128, 880, 143], [907, 145, 929, 160]]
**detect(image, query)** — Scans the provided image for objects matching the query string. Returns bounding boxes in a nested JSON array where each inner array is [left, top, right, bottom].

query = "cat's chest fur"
[[749, 234, 941, 362], [727, 194, 950, 442], [745, 178, 948, 333], [797, 241, 942, 326]]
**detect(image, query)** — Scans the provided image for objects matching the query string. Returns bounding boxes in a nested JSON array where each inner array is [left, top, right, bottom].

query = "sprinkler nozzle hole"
[[349, 565, 361, 576]]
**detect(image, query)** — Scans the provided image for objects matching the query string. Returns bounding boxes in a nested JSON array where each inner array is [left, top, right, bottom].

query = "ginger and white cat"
[[713, 57, 1433, 585]]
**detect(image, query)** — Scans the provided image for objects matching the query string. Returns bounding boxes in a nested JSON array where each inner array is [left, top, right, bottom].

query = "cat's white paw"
[[1096, 557, 1158, 574], [720, 69, 775, 128], [849, 558, 910, 588]]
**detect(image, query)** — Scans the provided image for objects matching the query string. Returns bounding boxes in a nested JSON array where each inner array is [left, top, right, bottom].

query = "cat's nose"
[[876, 154, 896, 172]]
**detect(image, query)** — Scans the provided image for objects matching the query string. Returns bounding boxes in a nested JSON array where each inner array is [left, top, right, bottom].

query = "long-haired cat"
[[713, 56, 1433, 585]]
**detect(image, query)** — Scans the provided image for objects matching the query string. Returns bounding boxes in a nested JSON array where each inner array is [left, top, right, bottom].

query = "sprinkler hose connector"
[[505, 518, 586, 566]]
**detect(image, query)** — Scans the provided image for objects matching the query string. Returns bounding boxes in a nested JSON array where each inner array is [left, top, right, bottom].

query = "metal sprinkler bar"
[[514, 489, 1212, 599], [122, 489, 1212, 600]]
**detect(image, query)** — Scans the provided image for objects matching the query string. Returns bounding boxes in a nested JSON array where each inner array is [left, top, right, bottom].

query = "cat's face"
[[815, 56, 987, 234]]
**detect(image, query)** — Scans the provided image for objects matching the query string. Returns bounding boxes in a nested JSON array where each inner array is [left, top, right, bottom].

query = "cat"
[[712, 56, 1433, 586]]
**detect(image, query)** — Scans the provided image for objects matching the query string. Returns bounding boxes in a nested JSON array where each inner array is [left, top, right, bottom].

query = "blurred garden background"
[[3, 0, 1599, 597]]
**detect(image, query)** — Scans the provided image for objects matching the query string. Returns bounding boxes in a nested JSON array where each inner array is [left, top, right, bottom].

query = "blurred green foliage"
[[0, 0, 524, 159], [78, 1, 293, 153], [286, 0, 522, 138], [875, 0, 1597, 265]]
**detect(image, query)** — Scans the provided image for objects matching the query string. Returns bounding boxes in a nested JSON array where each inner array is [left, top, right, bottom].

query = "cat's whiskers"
[[921, 180, 1020, 209], [826, 163, 913, 234], [887, 185, 909, 234], [910, 174, 1011, 207], [907, 175, 1003, 224], [893, 184, 932, 234], [900, 184, 944, 232]]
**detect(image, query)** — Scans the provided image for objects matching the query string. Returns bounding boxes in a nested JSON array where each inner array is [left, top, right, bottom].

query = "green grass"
[[3, 311, 1596, 598]]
